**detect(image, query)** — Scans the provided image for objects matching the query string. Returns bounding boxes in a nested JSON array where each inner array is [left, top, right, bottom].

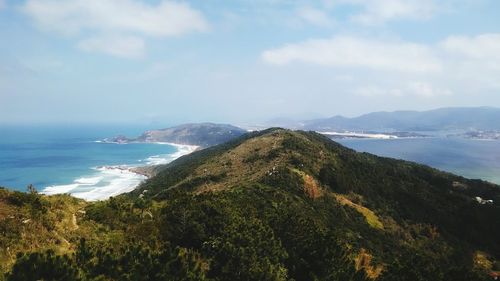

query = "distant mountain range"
[[110, 107, 500, 147], [283, 107, 500, 132]]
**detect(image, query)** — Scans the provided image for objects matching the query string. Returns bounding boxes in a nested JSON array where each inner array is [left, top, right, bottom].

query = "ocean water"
[[337, 137, 500, 184], [0, 125, 195, 200], [2, 126, 500, 201]]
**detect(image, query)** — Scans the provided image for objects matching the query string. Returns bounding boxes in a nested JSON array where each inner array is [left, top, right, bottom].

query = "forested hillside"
[[1, 129, 499, 280]]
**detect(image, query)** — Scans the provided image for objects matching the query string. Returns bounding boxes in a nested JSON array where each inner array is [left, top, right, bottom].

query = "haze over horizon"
[[1, 0, 500, 125]]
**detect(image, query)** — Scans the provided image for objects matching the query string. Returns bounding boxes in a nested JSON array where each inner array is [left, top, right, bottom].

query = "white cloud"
[[22, 0, 208, 58], [297, 6, 334, 27], [438, 33, 500, 91], [354, 86, 403, 97], [334, 74, 354, 82], [262, 36, 442, 73], [0, 0, 5, 10], [23, 0, 208, 36], [78, 36, 145, 58], [407, 81, 452, 97], [263, 32, 500, 98], [331, 0, 438, 25], [354, 82, 452, 98], [440, 33, 500, 61]]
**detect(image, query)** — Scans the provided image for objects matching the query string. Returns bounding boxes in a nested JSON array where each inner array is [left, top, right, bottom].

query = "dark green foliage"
[[204, 217, 288, 281], [66, 246, 203, 281], [159, 185, 368, 281], [6, 186, 47, 217], [260, 166, 304, 195], [243, 153, 261, 163], [0, 218, 22, 249], [76, 243, 172, 280], [177, 173, 227, 191], [272, 212, 363, 281], [379, 250, 491, 281], [9, 240, 209, 281], [7, 250, 80, 281], [160, 192, 227, 249], [319, 163, 340, 191]]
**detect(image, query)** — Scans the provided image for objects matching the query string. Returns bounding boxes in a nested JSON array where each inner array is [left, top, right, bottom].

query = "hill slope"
[[136, 129, 500, 275], [2, 129, 499, 280]]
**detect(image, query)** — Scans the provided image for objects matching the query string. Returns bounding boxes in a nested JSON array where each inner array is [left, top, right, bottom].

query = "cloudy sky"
[[1, 0, 499, 125]]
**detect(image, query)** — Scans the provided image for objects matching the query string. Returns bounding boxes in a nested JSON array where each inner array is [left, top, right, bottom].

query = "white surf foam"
[[75, 176, 103, 185], [319, 131, 399, 139], [42, 167, 145, 201], [145, 142, 198, 165], [41, 142, 198, 201]]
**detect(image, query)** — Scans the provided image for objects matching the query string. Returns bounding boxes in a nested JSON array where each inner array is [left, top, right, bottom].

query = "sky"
[[1, 0, 500, 126]]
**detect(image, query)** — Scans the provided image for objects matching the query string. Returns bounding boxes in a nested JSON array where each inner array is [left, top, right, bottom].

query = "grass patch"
[[291, 168, 323, 199], [333, 193, 384, 230]]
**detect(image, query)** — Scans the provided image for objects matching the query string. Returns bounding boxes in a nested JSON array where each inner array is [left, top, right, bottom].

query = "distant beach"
[[41, 142, 198, 201], [142, 142, 199, 165]]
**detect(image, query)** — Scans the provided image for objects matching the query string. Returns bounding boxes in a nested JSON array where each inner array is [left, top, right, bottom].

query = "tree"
[[203, 217, 288, 281], [27, 184, 37, 194]]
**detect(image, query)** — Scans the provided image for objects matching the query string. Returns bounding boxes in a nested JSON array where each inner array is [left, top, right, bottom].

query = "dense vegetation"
[[1, 129, 499, 280]]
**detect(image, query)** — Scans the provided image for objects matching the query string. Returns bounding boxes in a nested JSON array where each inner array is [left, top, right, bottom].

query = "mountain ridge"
[[135, 129, 500, 264], [273, 107, 500, 131]]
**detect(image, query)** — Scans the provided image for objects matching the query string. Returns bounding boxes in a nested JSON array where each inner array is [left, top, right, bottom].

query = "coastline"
[[131, 142, 200, 177], [319, 131, 398, 139], [41, 142, 199, 201], [144, 142, 200, 165]]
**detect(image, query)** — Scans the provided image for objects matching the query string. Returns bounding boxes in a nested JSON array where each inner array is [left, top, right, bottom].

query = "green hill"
[[1, 129, 499, 280], [113, 123, 247, 147]]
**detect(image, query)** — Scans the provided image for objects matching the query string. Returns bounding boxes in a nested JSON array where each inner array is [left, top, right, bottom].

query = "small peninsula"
[[109, 123, 247, 148]]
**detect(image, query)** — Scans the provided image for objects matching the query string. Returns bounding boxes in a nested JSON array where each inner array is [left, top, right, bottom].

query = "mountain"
[[2, 129, 499, 280], [299, 107, 500, 131], [112, 123, 247, 147]]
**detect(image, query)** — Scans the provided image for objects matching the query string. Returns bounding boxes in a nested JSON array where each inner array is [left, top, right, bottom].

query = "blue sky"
[[1, 0, 500, 125]]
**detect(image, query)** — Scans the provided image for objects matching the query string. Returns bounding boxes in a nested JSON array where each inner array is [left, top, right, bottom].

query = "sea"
[[0, 125, 196, 201], [1, 125, 500, 201], [337, 137, 500, 184]]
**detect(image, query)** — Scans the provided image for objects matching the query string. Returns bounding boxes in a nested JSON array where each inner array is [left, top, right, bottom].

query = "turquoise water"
[[1, 126, 500, 199], [0, 125, 179, 198], [337, 137, 500, 184]]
